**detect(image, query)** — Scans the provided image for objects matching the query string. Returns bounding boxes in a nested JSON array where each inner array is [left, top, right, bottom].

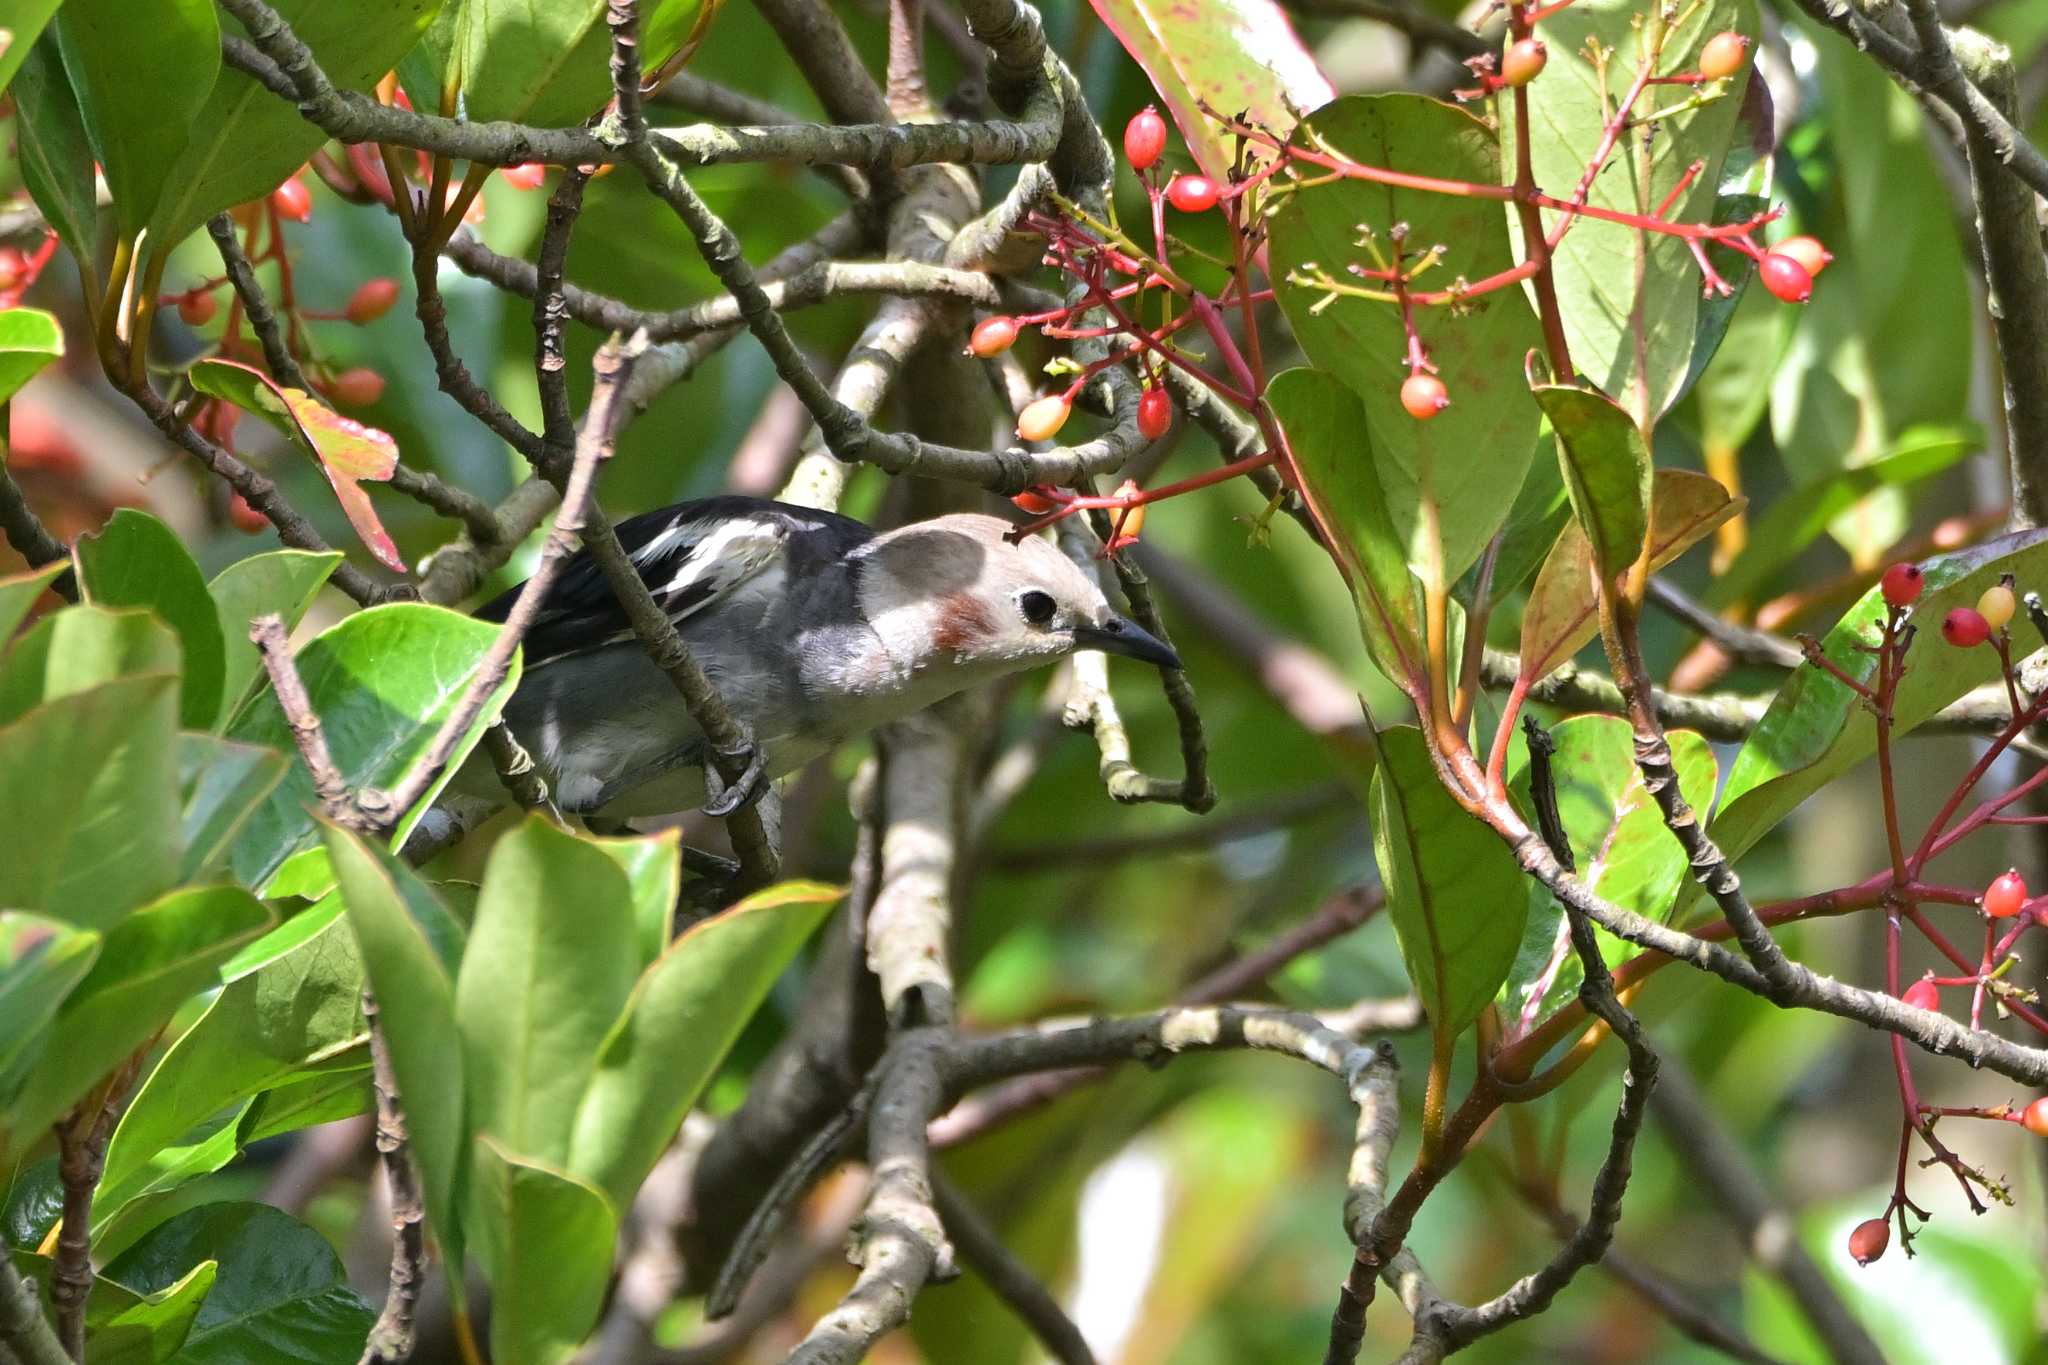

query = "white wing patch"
[[645, 516, 788, 620]]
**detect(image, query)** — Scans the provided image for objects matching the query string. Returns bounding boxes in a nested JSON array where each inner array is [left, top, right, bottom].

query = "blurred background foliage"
[[6, 0, 2048, 1359]]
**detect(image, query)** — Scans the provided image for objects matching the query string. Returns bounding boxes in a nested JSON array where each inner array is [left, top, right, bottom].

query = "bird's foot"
[[701, 733, 769, 817], [679, 845, 745, 922]]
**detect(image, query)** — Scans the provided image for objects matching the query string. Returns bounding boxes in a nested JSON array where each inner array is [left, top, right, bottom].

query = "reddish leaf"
[[1089, 0, 1332, 181], [188, 359, 403, 572]]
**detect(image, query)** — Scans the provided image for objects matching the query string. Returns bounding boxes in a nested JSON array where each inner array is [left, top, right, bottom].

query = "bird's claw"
[[701, 737, 768, 817]]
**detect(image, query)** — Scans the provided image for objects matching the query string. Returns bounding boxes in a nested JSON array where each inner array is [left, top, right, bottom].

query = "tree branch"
[[930, 1174, 1096, 1365]]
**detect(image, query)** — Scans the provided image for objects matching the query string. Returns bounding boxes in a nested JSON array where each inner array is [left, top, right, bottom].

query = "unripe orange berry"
[[1108, 479, 1146, 546], [1977, 582, 2016, 631], [271, 176, 314, 223], [346, 277, 401, 325], [228, 492, 270, 534], [501, 163, 548, 190], [1774, 235, 1832, 277], [1401, 372, 1449, 420], [2023, 1096, 2048, 1138], [1983, 869, 2028, 920], [969, 315, 1020, 357], [1699, 31, 1750, 81], [1847, 1217, 1889, 1266], [1012, 488, 1059, 515], [330, 367, 386, 407], [1501, 38, 1547, 87], [1017, 394, 1071, 442], [178, 291, 217, 327]]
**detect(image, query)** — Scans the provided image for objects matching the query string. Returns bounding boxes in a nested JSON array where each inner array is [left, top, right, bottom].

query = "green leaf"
[[447, 0, 716, 130], [0, 914, 100, 1104], [587, 828, 684, 964], [470, 1137, 617, 1365], [0, 307, 62, 404], [1369, 727, 1527, 1039], [74, 510, 227, 727], [189, 360, 404, 572], [0, 671, 182, 928], [1453, 434, 1568, 611], [324, 824, 468, 1268], [12, 35, 96, 269], [567, 880, 839, 1207], [208, 549, 341, 729], [1533, 384, 1652, 582], [1500, 0, 1758, 420], [1500, 716, 1717, 1027], [225, 602, 520, 889], [219, 893, 344, 983], [101, 1203, 374, 1365], [1270, 94, 1546, 589], [147, 0, 440, 250], [1517, 468, 1740, 685], [177, 733, 290, 882], [0, 561, 66, 643], [0, 604, 180, 724], [83, 1258, 215, 1365], [1266, 367, 1424, 690], [1085, 0, 1331, 181], [4, 885, 271, 1155], [458, 818, 640, 1165], [1701, 530, 2048, 915], [0, 1, 65, 93], [55, 0, 220, 240], [99, 908, 368, 1218]]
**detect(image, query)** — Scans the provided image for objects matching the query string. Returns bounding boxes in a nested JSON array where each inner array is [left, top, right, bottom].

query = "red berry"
[[1983, 869, 2028, 920], [329, 367, 386, 407], [1774, 235, 1832, 278], [1880, 562, 1924, 608], [270, 176, 314, 223], [1901, 978, 1940, 1012], [1500, 38, 1548, 87], [1137, 387, 1172, 441], [177, 291, 217, 327], [346, 277, 401, 325], [501, 163, 548, 190], [1759, 252, 1813, 304], [227, 492, 270, 534], [1942, 606, 1992, 647], [968, 315, 1020, 358], [1846, 1217, 1889, 1267], [1699, 31, 1751, 81], [1123, 107, 1168, 173], [1017, 394, 1071, 442], [1166, 175, 1220, 213], [2023, 1097, 2048, 1138], [1012, 488, 1059, 515], [1401, 372, 1449, 420]]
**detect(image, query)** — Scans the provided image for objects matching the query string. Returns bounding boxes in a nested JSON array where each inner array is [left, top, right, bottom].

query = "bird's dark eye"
[[1019, 590, 1058, 625]]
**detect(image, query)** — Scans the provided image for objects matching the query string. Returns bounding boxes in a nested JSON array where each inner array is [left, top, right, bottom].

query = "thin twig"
[[930, 1175, 1096, 1365], [249, 614, 364, 828], [357, 990, 425, 1365]]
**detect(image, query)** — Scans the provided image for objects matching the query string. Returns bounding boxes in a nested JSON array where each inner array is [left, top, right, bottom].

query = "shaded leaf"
[[11, 35, 95, 270], [0, 561, 67, 643], [444, 0, 717, 129], [189, 360, 404, 572], [177, 733, 290, 882], [470, 1137, 617, 1365], [0, 914, 100, 1105], [567, 880, 839, 1207], [1533, 384, 1651, 582], [75, 509, 226, 727], [0, 604, 180, 724], [208, 549, 341, 730], [83, 1258, 215, 1365], [0, 1, 64, 93], [1452, 433, 1567, 611]]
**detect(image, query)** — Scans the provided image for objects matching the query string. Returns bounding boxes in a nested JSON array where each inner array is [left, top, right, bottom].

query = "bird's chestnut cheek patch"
[[932, 592, 997, 653]]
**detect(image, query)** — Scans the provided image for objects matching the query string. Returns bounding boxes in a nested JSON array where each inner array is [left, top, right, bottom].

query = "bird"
[[444, 495, 1182, 826]]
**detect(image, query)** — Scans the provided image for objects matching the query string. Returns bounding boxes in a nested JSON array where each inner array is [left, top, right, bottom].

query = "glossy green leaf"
[[324, 824, 468, 1267], [190, 360, 404, 572], [0, 914, 100, 1104], [0, 671, 182, 928], [75, 509, 226, 727], [226, 602, 520, 889], [1501, 716, 1717, 1027], [55, 0, 220, 239], [148, 0, 440, 250], [0, 604, 180, 724], [208, 549, 341, 729], [1518, 468, 1740, 685], [1086, 0, 1330, 181], [99, 908, 368, 1216], [1700, 530, 2048, 916], [589, 827, 684, 963], [459, 818, 640, 1165], [1533, 384, 1651, 582], [0, 306, 62, 405], [567, 880, 839, 1207], [12, 35, 97, 268], [177, 734, 290, 882], [0, 561, 66, 643], [471, 1137, 618, 1365], [1266, 367, 1424, 690], [1501, 0, 1757, 420], [1270, 94, 1546, 589], [1369, 727, 1527, 1039], [83, 1258, 216, 1365], [0, 1, 65, 93], [446, 0, 718, 130], [101, 1203, 374, 1365], [4, 885, 271, 1155]]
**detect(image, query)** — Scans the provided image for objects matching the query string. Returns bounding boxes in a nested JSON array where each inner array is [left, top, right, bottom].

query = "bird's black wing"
[[474, 495, 874, 668]]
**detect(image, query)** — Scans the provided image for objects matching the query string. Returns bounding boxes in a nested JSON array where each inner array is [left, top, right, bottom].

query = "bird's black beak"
[[1076, 614, 1183, 671]]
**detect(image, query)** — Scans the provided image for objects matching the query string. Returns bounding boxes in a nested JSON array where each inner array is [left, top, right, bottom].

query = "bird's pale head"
[[856, 513, 1181, 675]]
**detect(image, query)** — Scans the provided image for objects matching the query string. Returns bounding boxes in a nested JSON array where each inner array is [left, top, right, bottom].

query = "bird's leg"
[[701, 730, 770, 817]]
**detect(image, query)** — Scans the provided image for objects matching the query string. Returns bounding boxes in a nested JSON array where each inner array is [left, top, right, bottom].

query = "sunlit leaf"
[[75, 509, 226, 727]]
